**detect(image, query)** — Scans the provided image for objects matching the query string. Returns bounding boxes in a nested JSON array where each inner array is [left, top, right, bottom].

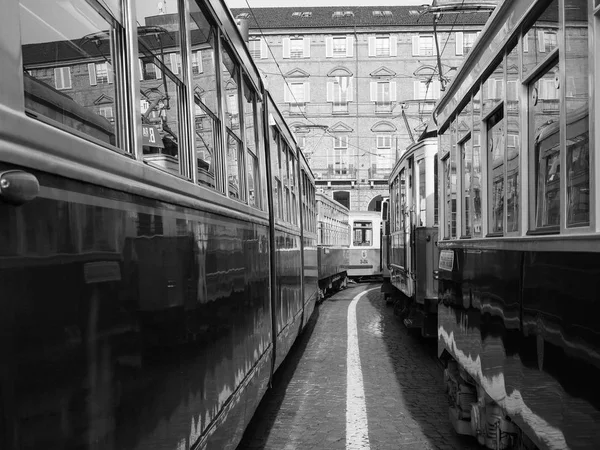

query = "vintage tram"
[[344, 210, 384, 280], [432, 0, 600, 449], [0, 0, 323, 449], [386, 123, 440, 337]]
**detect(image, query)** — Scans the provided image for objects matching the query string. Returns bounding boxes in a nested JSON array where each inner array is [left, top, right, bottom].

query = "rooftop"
[[230, 6, 491, 30]]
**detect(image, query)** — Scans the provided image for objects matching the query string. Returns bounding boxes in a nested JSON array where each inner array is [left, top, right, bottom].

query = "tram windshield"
[[353, 221, 373, 246]]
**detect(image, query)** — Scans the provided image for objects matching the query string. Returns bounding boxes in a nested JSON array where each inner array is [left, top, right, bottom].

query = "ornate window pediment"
[[370, 66, 396, 78], [327, 66, 353, 77], [284, 67, 310, 78], [371, 121, 396, 133], [329, 121, 353, 133]]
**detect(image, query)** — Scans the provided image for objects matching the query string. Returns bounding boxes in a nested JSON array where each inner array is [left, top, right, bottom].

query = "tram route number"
[[360, 258, 369, 264]]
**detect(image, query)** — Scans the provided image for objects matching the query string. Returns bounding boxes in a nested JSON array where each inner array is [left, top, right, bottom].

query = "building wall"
[[242, 13, 484, 211]]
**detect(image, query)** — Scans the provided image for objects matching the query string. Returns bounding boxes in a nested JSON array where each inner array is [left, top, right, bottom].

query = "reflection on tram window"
[[136, 0, 184, 175], [522, 0, 559, 75], [482, 60, 503, 116], [446, 120, 457, 238], [227, 133, 243, 200], [531, 62, 560, 229], [353, 221, 372, 246], [461, 136, 472, 237], [247, 152, 258, 208], [471, 88, 482, 237], [195, 108, 216, 189], [270, 129, 283, 218], [506, 46, 520, 232], [565, 0, 590, 227], [189, 0, 218, 112], [19, 0, 123, 148], [418, 159, 426, 226], [222, 45, 241, 134], [487, 108, 504, 234]]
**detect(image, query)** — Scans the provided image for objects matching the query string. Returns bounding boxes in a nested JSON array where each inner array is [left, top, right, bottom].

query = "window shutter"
[[455, 32, 464, 55], [54, 68, 62, 89], [347, 78, 353, 102], [260, 38, 268, 58], [390, 81, 397, 101], [326, 37, 333, 58], [304, 82, 310, 102], [537, 30, 545, 52], [155, 63, 162, 79], [370, 81, 377, 101], [138, 59, 144, 80], [107, 63, 114, 84], [368, 37, 376, 57], [414, 81, 420, 99], [63, 67, 72, 88], [304, 37, 311, 58], [488, 79, 496, 99], [327, 81, 334, 102], [282, 38, 290, 58], [170, 53, 179, 74], [284, 83, 290, 102], [390, 36, 397, 57], [346, 36, 354, 57], [412, 36, 419, 56], [523, 33, 529, 53], [88, 63, 97, 86], [197, 51, 203, 73]]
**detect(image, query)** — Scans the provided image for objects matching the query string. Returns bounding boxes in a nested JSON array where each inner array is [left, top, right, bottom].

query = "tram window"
[[506, 46, 520, 233], [270, 129, 282, 219], [188, 0, 218, 114], [19, 0, 123, 149], [418, 159, 426, 226], [353, 221, 373, 246], [471, 88, 483, 236], [222, 45, 241, 137], [243, 80, 259, 208], [482, 61, 503, 117], [461, 136, 472, 237], [530, 62, 560, 230], [487, 108, 504, 234], [522, 0, 559, 76], [136, 0, 185, 176], [447, 120, 458, 238], [194, 97, 217, 189], [227, 133, 244, 200], [433, 154, 439, 226], [290, 153, 298, 225], [565, 0, 590, 227]]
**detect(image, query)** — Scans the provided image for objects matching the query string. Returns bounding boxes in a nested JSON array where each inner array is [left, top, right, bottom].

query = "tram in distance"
[[0, 0, 346, 449], [384, 0, 600, 449]]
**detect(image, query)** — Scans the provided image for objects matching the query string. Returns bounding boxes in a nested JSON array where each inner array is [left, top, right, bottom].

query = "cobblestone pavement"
[[236, 283, 480, 450]]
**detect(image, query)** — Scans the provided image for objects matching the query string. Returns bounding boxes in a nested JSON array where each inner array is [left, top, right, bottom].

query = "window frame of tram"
[[136, 0, 191, 179], [19, 0, 126, 151], [525, 0, 591, 233], [457, 99, 472, 238], [189, 0, 220, 191]]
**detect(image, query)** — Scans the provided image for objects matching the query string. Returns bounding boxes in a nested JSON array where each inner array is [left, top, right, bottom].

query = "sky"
[[225, 0, 431, 8]]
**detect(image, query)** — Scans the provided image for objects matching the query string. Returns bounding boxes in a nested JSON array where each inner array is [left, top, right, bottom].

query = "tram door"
[[406, 157, 415, 296]]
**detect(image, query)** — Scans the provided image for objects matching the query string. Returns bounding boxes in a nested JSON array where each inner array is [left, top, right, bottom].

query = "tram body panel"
[[0, 165, 273, 450], [437, 244, 600, 450]]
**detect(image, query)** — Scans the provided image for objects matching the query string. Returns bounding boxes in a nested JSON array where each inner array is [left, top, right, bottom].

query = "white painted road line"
[[346, 287, 378, 450]]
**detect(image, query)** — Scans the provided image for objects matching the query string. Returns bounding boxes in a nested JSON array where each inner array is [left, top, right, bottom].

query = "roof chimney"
[[236, 17, 249, 43]]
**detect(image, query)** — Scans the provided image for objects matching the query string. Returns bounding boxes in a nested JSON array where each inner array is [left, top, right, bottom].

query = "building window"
[[376, 37, 390, 56], [290, 37, 304, 58], [333, 135, 348, 175], [370, 81, 396, 113], [249, 39, 267, 59], [327, 76, 353, 113], [99, 106, 114, 121], [377, 135, 392, 149], [95, 63, 110, 84], [333, 37, 346, 56], [54, 66, 72, 90], [456, 31, 479, 55], [139, 57, 160, 80], [191, 51, 202, 74], [284, 81, 309, 105], [414, 79, 441, 100], [412, 35, 434, 56]]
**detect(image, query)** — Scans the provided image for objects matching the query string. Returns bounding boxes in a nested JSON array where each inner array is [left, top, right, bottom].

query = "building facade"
[[231, 6, 491, 211]]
